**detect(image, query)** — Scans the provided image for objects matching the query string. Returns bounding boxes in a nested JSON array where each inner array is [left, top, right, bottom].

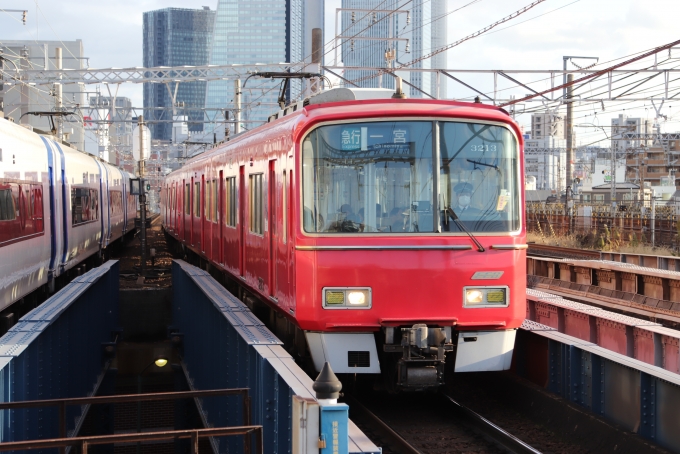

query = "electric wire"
[[350, 0, 548, 85]]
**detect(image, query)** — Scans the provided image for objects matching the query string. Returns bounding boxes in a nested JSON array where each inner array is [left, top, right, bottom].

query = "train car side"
[[0, 117, 137, 312], [0, 121, 51, 311]]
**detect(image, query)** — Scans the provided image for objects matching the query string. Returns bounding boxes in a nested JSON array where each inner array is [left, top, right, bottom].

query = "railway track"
[[345, 391, 541, 454], [527, 243, 601, 260]]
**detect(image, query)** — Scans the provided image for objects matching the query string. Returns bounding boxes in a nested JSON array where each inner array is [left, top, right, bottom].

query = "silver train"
[[0, 117, 137, 311]]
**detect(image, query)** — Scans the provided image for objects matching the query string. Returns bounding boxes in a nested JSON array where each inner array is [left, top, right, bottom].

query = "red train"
[[161, 87, 526, 390]]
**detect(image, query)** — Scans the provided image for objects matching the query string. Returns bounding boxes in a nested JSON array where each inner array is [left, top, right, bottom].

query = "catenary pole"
[[138, 115, 147, 278]]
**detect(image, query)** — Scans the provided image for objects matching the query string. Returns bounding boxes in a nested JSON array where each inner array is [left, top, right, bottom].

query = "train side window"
[[211, 179, 217, 222], [0, 188, 15, 221], [24, 189, 33, 219], [110, 191, 122, 214], [185, 184, 190, 215], [249, 173, 263, 235], [194, 182, 200, 217], [90, 189, 99, 220], [205, 180, 211, 220], [225, 177, 236, 227], [71, 187, 99, 225], [282, 170, 286, 243], [33, 186, 44, 233]]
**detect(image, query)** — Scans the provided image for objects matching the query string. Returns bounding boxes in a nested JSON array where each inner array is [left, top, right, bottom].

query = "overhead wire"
[[196, 0, 409, 136], [350, 0, 548, 85]]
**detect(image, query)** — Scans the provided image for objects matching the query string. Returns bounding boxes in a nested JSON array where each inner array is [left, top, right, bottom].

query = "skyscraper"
[[340, 0, 447, 99], [204, 0, 323, 136], [143, 7, 216, 141]]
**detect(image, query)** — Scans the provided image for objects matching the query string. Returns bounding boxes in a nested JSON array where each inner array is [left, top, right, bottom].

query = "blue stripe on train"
[[39, 136, 57, 279], [53, 142, 69, 267]]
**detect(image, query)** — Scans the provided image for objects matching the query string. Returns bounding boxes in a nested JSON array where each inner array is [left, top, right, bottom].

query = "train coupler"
[[383, 324, 455, 390]]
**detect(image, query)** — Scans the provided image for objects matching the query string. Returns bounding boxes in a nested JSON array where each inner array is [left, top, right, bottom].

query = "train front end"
[[294, 98, 525, 390]]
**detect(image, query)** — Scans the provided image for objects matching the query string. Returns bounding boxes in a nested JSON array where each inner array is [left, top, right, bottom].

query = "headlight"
[[463, 287, 509, 307], [347, 291, 367, 305], [323, 287, 372, 309], [465, 289, 484, 304]]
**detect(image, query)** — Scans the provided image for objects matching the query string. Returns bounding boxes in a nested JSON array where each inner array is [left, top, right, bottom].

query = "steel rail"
[[344, 395, 422, 454], [441, 393, 543, 454]]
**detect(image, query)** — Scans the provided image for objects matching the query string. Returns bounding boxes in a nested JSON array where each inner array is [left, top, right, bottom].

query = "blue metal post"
[[319, 404, 349, 454]]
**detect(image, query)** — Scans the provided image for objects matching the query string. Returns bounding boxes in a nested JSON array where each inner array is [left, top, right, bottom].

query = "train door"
[[276, 168, 290, 304], [218, 170, 224, 265], [239, 165, 245, 277], [190, 177, 194, 246], [174, 183, 177, 233], [287, 169, 294, 299], [181, 179, 186, 241], [170, 183, 175, 232], [201, 174, 206, 253], [268, 160, 278, 298]]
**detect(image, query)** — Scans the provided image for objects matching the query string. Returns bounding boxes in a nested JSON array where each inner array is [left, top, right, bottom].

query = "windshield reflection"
[[302, 120, 519, 234]]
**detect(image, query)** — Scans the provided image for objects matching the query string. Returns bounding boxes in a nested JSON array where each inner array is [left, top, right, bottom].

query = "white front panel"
[[305, 332, 380, 374], [454, 330, 517, 372]]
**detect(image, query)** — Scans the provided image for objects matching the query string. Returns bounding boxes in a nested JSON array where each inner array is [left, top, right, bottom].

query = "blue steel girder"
[[171, 260, 381, 454]]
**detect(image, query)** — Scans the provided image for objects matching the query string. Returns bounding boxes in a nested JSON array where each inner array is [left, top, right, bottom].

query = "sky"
[[1, 0, 679, 145]]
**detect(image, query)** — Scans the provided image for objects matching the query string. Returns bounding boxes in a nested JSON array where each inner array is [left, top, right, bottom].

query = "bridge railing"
[[171, 260, 380, 454], [0, 261, 120, 443], [517, 319, 680, 452]]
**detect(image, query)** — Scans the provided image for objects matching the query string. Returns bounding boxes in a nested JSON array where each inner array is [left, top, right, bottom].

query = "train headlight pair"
[[463, 287, 509, 308], [323, 287, 372, 309]]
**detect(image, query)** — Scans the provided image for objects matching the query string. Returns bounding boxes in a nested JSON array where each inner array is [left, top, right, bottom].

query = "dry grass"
[[527, 231, 676, 256], [526, 232, 582, 248]]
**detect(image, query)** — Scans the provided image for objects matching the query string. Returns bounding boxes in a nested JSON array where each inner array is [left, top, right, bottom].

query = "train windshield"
[[302, 120, 520, 234]]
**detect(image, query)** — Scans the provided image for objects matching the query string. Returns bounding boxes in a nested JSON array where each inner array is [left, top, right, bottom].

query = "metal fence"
[[0, 261, 120, 444], [527, 202, 680, 249]]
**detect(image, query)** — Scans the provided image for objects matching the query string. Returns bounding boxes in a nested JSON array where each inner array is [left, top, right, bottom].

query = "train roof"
[[180, 88, 522, 167]]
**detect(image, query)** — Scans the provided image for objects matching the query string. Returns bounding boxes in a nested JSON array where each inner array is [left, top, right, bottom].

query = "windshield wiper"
[[466, 159, 498, 170], [446, 207, 485, 252]]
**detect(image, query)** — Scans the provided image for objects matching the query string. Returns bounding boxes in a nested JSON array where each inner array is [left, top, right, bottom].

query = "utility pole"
[[20, 47, 28, 125], [234, 79, 241, 135], [565, 74, 573, 231], [138, 115, 147, 278], [55, 47, 63, 140], [651, 189, 656, 247], [0, 49, 4, 118], [611, 138, 617, 215]]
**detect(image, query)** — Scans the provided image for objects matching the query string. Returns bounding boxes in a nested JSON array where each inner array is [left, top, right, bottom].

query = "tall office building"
[[143, 7, 216, 141], [0, 40, 86, 148], [204, 0, 323, 137], [340, 0, 447, 98]]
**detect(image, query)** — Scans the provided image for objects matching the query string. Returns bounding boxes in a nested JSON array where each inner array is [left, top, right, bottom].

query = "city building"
[[84, 95, 134, 166], [204, 0, 323, 138], [625, 140, 680, 188], [531, 112, 564, 140], [143, 7, 216, 141], [0, 40, 87, 149], [524, 137, 566, 192], [611, 114, 654, 152], [340, 0, 447, 98]]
